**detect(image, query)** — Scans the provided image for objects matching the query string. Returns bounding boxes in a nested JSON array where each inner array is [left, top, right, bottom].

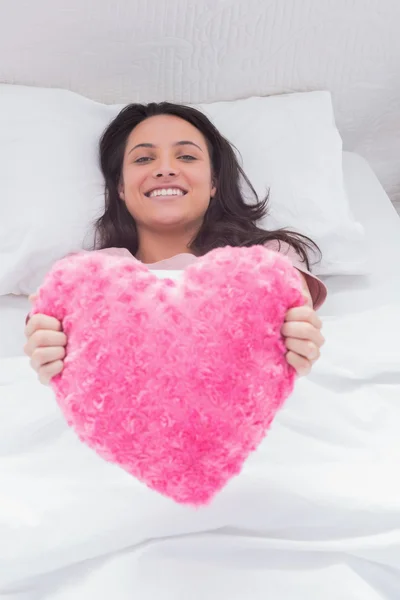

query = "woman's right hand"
[[24, 303, 67, 384]]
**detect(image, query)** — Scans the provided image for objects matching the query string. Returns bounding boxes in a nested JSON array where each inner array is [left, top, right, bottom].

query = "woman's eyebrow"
[[174, 141, 203, 152], [128, 140, 203, 155], [128, 142, 154, 154]]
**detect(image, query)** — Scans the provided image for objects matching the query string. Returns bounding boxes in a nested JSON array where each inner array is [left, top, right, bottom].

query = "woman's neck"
[[136, 230, 195, 264]]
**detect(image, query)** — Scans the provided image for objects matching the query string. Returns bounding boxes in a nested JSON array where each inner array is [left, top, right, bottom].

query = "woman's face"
[[119, 114, 216, 231]]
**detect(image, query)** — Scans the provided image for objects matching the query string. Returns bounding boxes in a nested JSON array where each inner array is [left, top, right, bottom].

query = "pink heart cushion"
[[32, 245, 304, 505]]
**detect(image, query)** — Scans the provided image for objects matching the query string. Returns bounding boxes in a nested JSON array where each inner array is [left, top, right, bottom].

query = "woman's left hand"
[[282, 304, 325, 377]]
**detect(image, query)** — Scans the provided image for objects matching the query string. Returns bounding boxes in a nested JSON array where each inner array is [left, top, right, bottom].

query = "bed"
[[1, 0, 400, 595], [1, 150, 399, 599]]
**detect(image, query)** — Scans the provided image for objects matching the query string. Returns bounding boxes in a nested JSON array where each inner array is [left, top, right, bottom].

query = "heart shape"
[[33, 246, 304, 505]]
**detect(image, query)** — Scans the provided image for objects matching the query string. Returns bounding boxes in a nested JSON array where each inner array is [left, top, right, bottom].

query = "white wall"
[[1, 0, 399, 212]]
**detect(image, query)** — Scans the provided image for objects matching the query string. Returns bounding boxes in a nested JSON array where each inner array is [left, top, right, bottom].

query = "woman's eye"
[[134, 155, 196, 164]]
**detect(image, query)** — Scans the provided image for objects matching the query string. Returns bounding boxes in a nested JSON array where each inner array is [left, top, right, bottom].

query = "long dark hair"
[[95, 102, 321, 270]]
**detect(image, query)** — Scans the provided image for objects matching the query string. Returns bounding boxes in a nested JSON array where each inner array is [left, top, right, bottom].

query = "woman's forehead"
[[127, 114, 207, 147]]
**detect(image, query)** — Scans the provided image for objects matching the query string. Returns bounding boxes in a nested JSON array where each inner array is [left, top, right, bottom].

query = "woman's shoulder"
[[264, 239, 296, 257], [96, 247, 133, 258], [264, 239, 327, 310]]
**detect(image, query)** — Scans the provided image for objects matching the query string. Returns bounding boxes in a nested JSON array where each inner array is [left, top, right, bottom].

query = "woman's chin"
[[150, 213, 193, 228]]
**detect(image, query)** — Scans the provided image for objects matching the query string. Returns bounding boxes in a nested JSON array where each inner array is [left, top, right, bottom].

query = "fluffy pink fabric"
[[32, 246, 304, 506]]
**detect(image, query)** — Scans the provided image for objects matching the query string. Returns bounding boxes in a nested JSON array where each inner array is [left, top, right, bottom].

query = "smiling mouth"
[[144, 188, 188, 198]]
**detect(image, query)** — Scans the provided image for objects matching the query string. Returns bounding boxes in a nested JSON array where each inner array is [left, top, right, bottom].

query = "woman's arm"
[[296, 270, 314, 308]]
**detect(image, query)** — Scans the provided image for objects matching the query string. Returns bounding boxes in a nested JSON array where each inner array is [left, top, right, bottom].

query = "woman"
[[24, 102, 326, 383]]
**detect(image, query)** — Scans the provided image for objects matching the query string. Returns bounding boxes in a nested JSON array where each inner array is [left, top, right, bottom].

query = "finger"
[[281, 321, 325, 346], [285, 306, 322, 329], [30, 346, 66, 371], [24, 314, 63, 338], [28, 293, 38, 303], [286, 351, 312, 377], [284, 337, 320, 362], [38, 360, 64, 385], [24, 330, 67, 357]]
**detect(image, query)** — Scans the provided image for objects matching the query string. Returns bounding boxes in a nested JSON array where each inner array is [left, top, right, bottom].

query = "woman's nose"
[[153, 156, 180, 178], [155, 168, 177, 178]]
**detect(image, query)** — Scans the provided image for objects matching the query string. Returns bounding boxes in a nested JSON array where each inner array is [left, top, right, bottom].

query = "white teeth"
[[148, 188, 185, 198]]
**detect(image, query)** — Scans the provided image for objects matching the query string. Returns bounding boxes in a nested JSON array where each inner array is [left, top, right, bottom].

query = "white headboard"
[[1, 0, 399, 211]]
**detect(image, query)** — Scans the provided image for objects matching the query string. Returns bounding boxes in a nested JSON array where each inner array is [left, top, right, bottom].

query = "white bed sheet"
[[0, 151, 399, 359]]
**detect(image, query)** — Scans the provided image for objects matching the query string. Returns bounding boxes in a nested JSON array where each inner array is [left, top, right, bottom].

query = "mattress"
[[320, 151, 400, 316], [0, 151, 398, 358]]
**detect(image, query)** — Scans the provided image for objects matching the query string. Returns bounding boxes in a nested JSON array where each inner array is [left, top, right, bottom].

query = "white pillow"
[[0, 85, 114, 295], [0, 85, 365, 295], [196, 93, 366, 276]]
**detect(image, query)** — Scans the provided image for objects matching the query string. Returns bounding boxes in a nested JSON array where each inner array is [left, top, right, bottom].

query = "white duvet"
[[1, 304, 400, 600]]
